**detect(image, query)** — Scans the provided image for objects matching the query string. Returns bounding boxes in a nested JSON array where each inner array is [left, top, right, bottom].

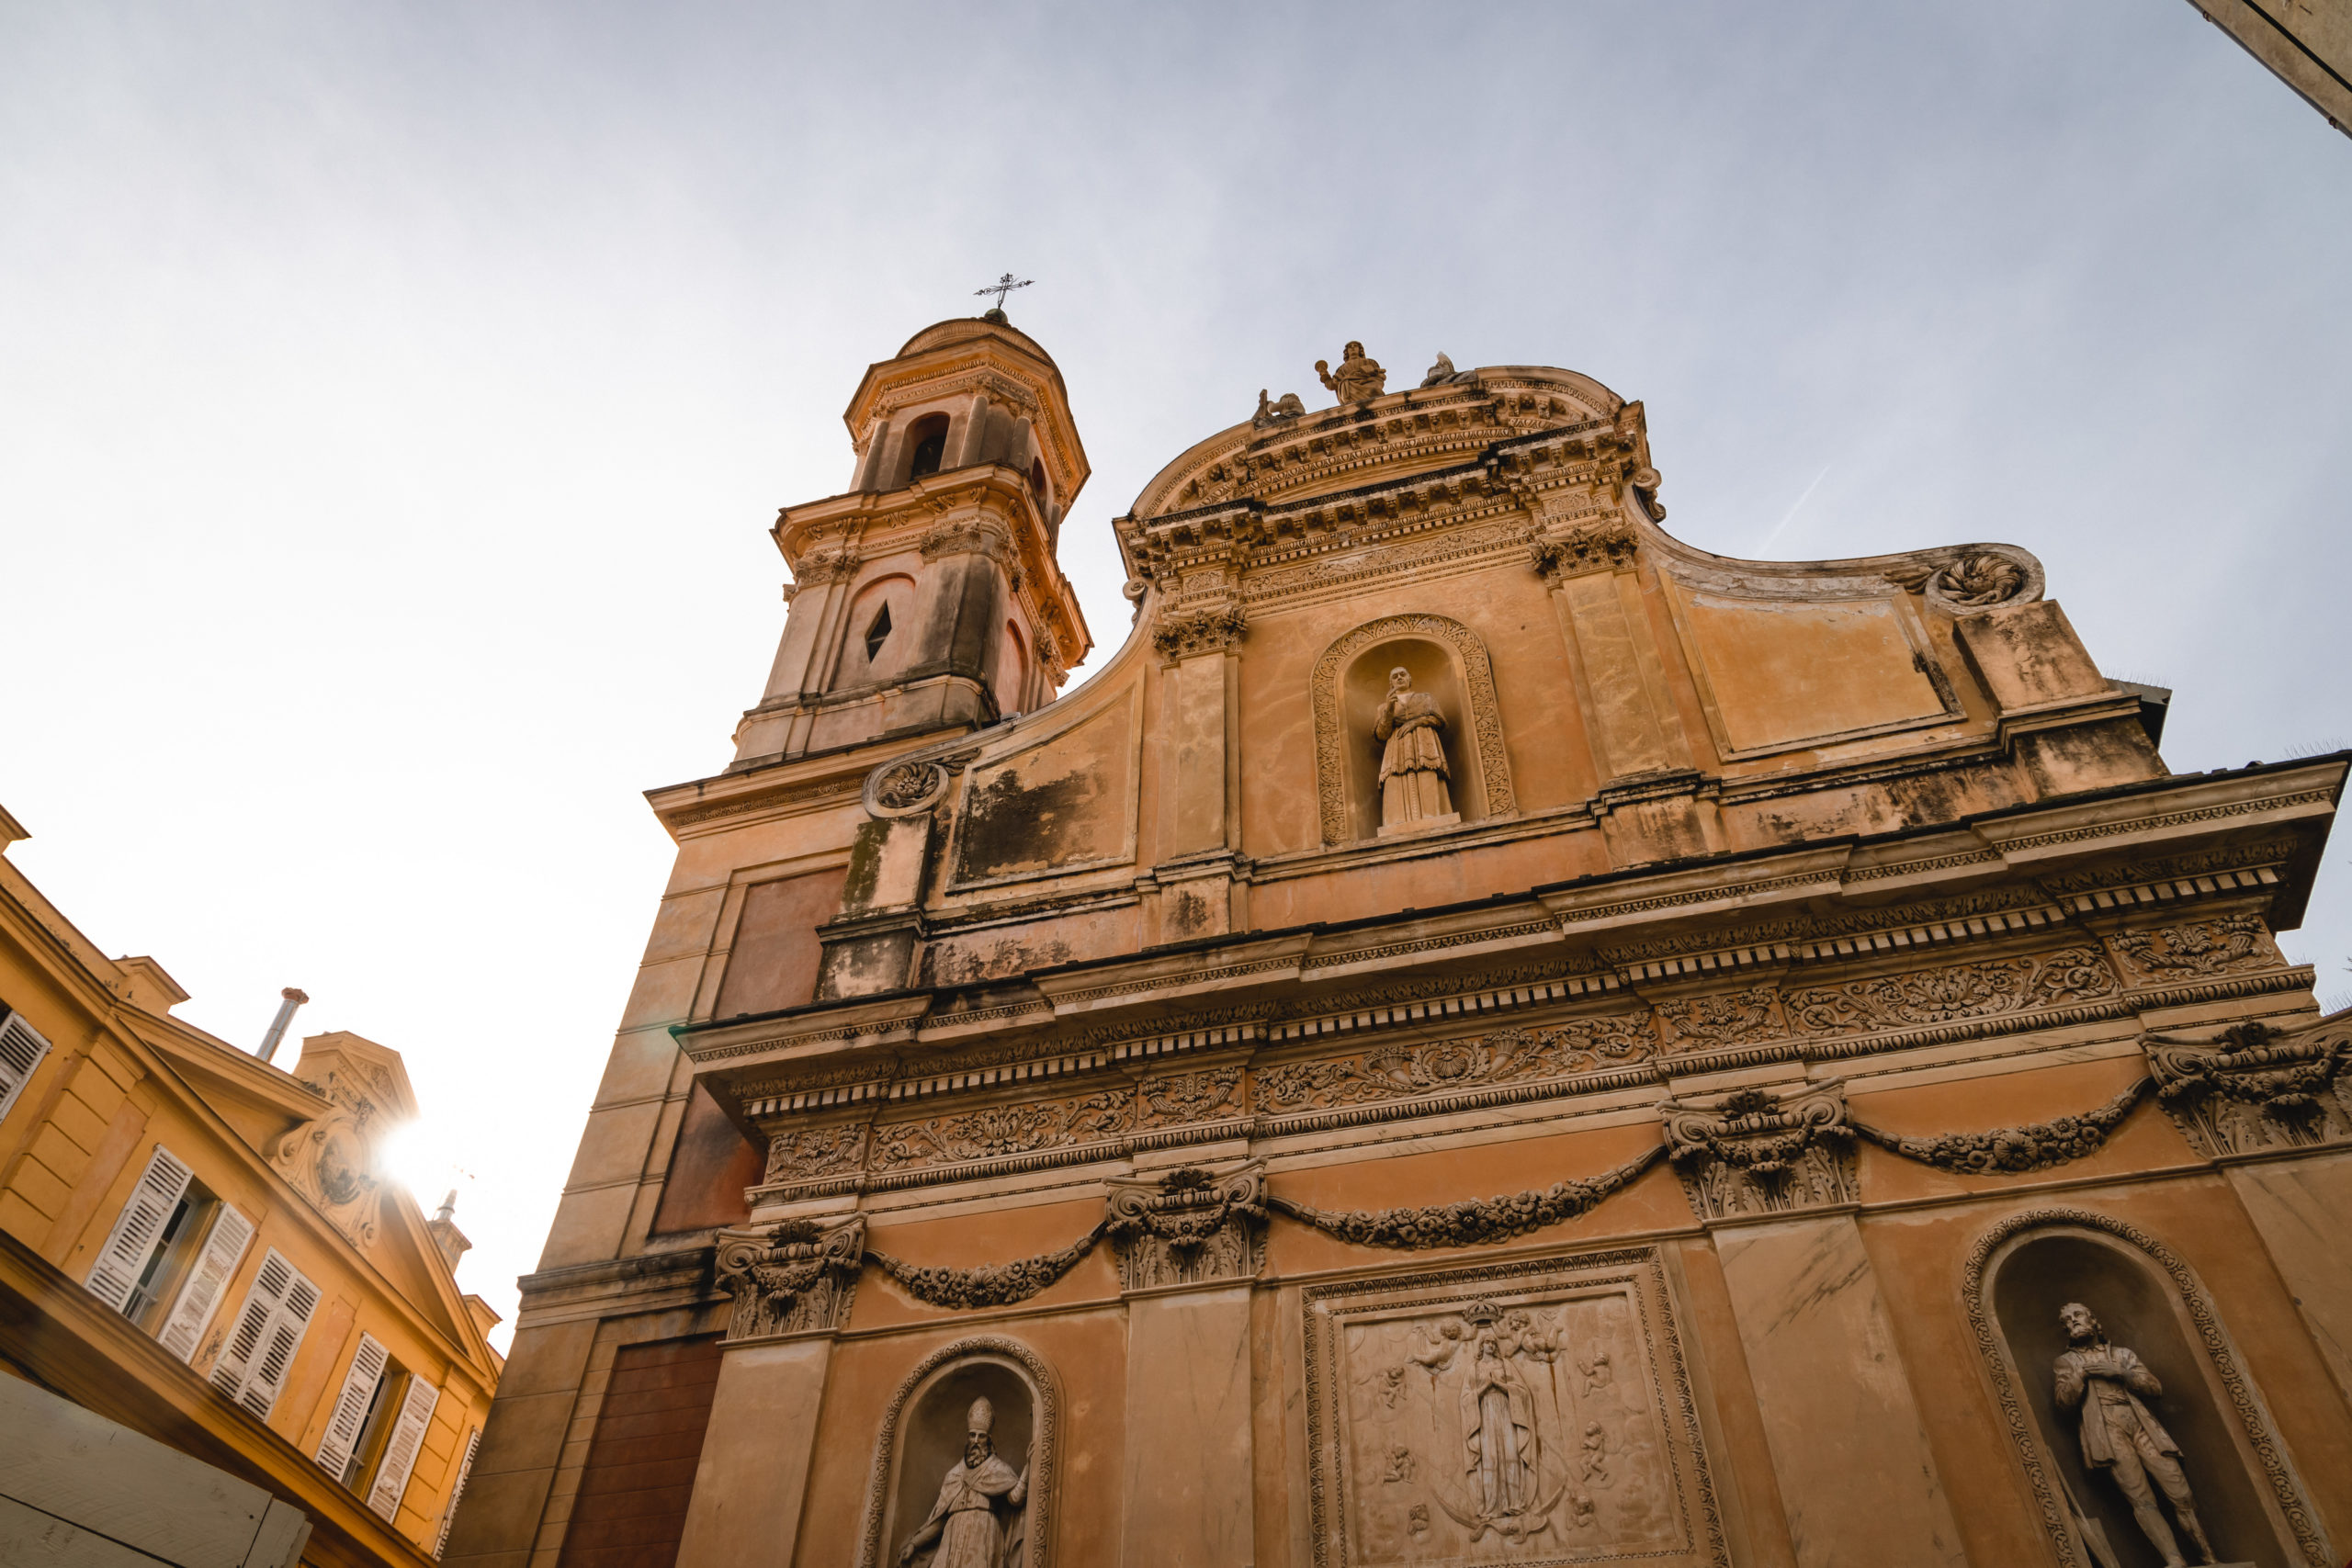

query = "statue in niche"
[[2052, 1303, 2219, 1568], [1317, 341, 1387, 403], [1373, 667, 1456, 832], [898, 1397, 1029, 1568]]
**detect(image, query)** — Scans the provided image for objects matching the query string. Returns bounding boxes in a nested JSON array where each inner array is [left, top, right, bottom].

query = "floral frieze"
[[1783, 945, 2114, 1037], [1258, 1016, 1653, 1115], [2109, 916, 2282, 983]]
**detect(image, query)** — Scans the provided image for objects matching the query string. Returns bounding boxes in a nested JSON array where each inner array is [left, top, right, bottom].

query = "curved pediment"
[[1129, 362, 1627, 523]]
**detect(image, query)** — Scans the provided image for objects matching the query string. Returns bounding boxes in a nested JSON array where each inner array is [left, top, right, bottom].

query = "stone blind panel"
[[555, 1336, 725, 1568]]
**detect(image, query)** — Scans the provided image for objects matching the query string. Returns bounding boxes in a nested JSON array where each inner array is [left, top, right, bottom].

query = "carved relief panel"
[[1303, 1250, 1728, 1568]]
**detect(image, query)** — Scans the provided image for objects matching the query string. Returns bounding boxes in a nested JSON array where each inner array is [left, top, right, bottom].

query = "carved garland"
[[1271, 1145, 1664, 1249], [868, 1226, 1104, 1309], [1960, 1209, 2327, 1568], [1310, 613, 1517, 845], [1849, 1079, 2148, 1174], [853, 1336, 1061, 1568]]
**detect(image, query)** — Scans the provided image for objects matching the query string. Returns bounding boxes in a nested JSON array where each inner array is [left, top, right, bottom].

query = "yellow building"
[[0, 803, 503, 1566]]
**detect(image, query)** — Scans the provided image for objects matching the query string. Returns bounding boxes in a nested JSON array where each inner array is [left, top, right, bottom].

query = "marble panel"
[[1302, 1247, 1726, 1568]]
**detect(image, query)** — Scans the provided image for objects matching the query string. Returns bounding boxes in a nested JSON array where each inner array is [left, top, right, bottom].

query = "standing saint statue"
[[899, 1397, 1029, 1568], [1316, 341, 1387, 403], [2052, 1303, 2218, 1568], [1373, 668, 1455, 831], [1460, 1333, 1540, 1521]]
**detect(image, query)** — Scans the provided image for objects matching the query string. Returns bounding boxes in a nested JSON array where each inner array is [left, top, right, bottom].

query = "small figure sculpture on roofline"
[[1254, 388, 1306, 427], [1373, 667, 1455, 833], [899, 1396, 1029, 1568], [2052, 1302, 2219, 1568], [1420, 352, 1456, 388], [1317, 341, 1387, 403]]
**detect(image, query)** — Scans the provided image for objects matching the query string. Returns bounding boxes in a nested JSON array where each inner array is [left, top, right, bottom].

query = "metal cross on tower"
[[974, 272, 1033, 313]]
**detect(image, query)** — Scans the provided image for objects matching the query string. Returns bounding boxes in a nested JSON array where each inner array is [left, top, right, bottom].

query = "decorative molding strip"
[[667, 774, 865, 829], [1783, 944, 2116, 1039], [1851, 1079, 2148, 1174], [1995, 790, 2334, 856], [1270, 1145, 1663, 1249], [1258, 1017, 1654, 1116]]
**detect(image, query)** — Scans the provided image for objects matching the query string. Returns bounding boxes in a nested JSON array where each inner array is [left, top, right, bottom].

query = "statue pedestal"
[[1377, 811, 1458, 838]]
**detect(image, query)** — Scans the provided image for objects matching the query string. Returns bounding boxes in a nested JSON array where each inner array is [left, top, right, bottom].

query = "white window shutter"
[[435, 1427, 481, 1559], [0, 1010, 52, 1122], [157, 1203, 254, 1361], [367, 1378, 442, 1521], [209, 1250, 292, 1396], [314, 1334, 390, 1479], [237, 1271, 320, 1421], [85, 1145, 193, 1312], [209, 1248, 319, 1420]]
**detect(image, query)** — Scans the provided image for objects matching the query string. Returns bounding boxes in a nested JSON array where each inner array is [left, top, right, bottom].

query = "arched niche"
[[855, 1336, 1059, 1568], [1312, 614, 1515, 846], [995, 618, 1029, 718], [1963, 1210, 2326, 1568], [834, 574, 919, 692]]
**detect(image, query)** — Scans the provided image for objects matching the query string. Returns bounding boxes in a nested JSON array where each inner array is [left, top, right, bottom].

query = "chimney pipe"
[[256, 987, 308, 1064]]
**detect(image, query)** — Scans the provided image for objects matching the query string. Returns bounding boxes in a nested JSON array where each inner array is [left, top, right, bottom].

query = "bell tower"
[[729, 313, 1092, 767]]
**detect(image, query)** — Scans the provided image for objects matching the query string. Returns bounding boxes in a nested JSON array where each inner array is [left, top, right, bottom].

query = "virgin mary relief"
[[1374, 668, 1457, 834]]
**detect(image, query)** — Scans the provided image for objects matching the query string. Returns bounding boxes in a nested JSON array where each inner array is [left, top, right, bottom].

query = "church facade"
[[446, 316, 2352, 1568]]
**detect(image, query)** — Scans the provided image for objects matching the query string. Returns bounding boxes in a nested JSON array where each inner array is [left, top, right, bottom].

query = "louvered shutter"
[[314, 1334, 390, 1480], [156, 1203, 254, 1361], [209, 1248, 319, 1420], [367, 1378, 442, 1520], [238, 1270, 320, 1420], [0, 1010, 52, 1122], [434, 1427, 481, 1558], [85, 1145, 193, 1311]]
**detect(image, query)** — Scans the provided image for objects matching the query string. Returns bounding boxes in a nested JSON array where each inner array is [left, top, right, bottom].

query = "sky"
[[3, 3, 2346, 1350]]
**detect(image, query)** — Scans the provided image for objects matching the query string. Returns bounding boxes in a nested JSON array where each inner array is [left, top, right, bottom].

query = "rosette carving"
[[1104, 1165, 1267, 1291], [865, 758, 950, 818], [714, 1214, 865, 1339], [1663, 1083, 1857, 1220]]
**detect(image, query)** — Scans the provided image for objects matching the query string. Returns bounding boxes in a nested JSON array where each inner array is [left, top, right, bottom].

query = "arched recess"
[[1312, 613, 1515, 845], [1962, 1209, 2327, 1568], [833, 574, 919, 692], [995, 618, 1030, 718], [855, 1336, 1059, 1568]]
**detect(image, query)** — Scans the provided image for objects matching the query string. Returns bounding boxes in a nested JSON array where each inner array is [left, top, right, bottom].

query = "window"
[[86, 1144, 258, 1362], [906, 413, 949, 479], [865, 603, 892, 661], [0, 1008, 52, 1122], [317, 1332, 443, 1518], [210, 1247, 321, 1419], [435, 1427, 482, 1557]]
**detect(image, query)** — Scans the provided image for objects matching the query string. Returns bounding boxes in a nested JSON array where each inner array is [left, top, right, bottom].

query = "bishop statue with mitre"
[[899, 1397, 1029, 1568]]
